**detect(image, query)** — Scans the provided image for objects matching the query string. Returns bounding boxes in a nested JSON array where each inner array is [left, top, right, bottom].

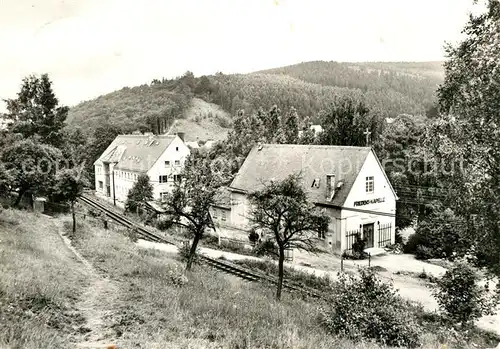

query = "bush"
[[432, 260, 499, 328], [403, 232, 423, 254], [252, 239, 278, 259], [343, 233, 368, 260], [415, 245, 435, 260], [248, 229, 260, 245], [166, 263, 189, 287], [156, 219, 172, 231], [321, 268, 422, 347]]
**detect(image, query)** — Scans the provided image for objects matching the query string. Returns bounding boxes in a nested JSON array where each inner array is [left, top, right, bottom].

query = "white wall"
[[112, 168, 140, 204], [94, 135, 191, 206], [230, 192, 251, 230], [94, 163, 106, 195], [148, 136, 191, 200], [342, 151, 397, 249]]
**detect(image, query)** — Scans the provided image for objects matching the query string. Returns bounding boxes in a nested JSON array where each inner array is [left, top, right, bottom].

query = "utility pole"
[[363, 128, 372, 146]]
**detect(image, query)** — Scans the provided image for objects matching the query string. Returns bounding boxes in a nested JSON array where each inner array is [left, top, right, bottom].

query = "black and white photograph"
[[1, 0, 500, 348]]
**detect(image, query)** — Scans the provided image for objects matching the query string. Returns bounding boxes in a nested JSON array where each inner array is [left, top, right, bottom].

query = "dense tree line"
[[259, 61, 441, 112], [67, 84, 191, 136], [186, 61, 442, 122]]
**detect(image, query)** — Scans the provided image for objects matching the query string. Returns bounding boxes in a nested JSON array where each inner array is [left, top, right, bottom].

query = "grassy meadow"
[[0, 209, 88, 348]]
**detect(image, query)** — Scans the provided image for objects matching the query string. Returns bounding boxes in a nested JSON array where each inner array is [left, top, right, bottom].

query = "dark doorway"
[[363, 223, 374, 248]]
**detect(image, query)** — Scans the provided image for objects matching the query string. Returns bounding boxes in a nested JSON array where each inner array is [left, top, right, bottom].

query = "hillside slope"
[[65, 60, 443, 141], [167, 97, 231, 142], [67, 83, 191, 135]]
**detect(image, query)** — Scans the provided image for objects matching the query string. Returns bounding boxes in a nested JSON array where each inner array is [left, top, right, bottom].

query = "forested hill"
[[253, 61, 443, 118], [66, 60, 444, 138]]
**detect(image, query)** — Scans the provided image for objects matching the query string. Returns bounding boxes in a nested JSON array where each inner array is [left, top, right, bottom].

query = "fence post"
[[103, 219, 108, 230], [368, 252, 371, 267], [341, 254, 344, 272]]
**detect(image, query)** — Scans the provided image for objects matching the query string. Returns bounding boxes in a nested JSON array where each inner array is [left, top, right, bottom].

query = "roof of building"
[[94, 134, 177, 172], [229, 144, 374, 207]]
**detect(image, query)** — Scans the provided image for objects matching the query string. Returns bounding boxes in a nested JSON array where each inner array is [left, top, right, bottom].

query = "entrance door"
[[363, 223, 375, 248]]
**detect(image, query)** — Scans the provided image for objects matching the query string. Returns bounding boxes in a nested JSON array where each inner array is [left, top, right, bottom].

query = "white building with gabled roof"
[[94, 133, 190, 207], [228, 144, 398, 254]]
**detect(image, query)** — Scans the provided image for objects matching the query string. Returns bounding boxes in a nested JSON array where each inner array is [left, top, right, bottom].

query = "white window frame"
[[159, 175, 168, 183], [365, 176, 374, 193], [174, 160, 180, 166]]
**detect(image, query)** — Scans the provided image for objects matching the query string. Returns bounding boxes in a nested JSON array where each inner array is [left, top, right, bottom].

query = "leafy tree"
[[125, 174, 154, 213], [248, 174, 329, 300], [432, 260, 499, 328], [432, 0, 500, 275], [4, 74, 68, 148], [278, 106, 299, 143], [53, 168, 88, 233], [316, 97, 379, 147], [1, 138, 62, 206], [376, 114, 430, 229], [162, 152, 223, 270]]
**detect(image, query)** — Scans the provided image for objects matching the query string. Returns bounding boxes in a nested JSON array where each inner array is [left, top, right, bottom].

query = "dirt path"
[[55, 220, 120, 348]]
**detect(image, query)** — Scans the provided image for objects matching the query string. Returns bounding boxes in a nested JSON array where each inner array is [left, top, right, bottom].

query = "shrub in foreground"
[[433, 260, 499, 328], [320, 268, 422, 347]]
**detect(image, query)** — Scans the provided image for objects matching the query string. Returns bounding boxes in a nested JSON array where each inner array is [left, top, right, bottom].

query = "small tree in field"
[[54, 168, 87, 234], [248, 174, 329, 300], [432, 260, 500, 328], [125, 174, 153, 214], [162, 152, 222, 271]]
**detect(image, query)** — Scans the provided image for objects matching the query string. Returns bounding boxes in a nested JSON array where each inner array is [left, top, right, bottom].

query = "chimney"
[[326, 174, 335, 201], [176, 132, 185, 142]]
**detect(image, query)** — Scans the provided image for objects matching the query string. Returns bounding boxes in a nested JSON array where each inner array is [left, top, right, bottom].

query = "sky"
[[0, 0, 484, 110]]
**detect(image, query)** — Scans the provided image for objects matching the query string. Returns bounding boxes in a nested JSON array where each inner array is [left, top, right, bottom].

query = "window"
[[160, 192, 168, 201], [159, 175, 168, 183], [174, 160, 180, 166], [173, 174, 182, 182], [221, 210, 227, 222], [175, 147, 179, 151], [365, 176, 374, 193], [165, 161, 170, 167], [98, 181, 103, 189], [134, 174, 137, 180], [212, 208, 218, 220]]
